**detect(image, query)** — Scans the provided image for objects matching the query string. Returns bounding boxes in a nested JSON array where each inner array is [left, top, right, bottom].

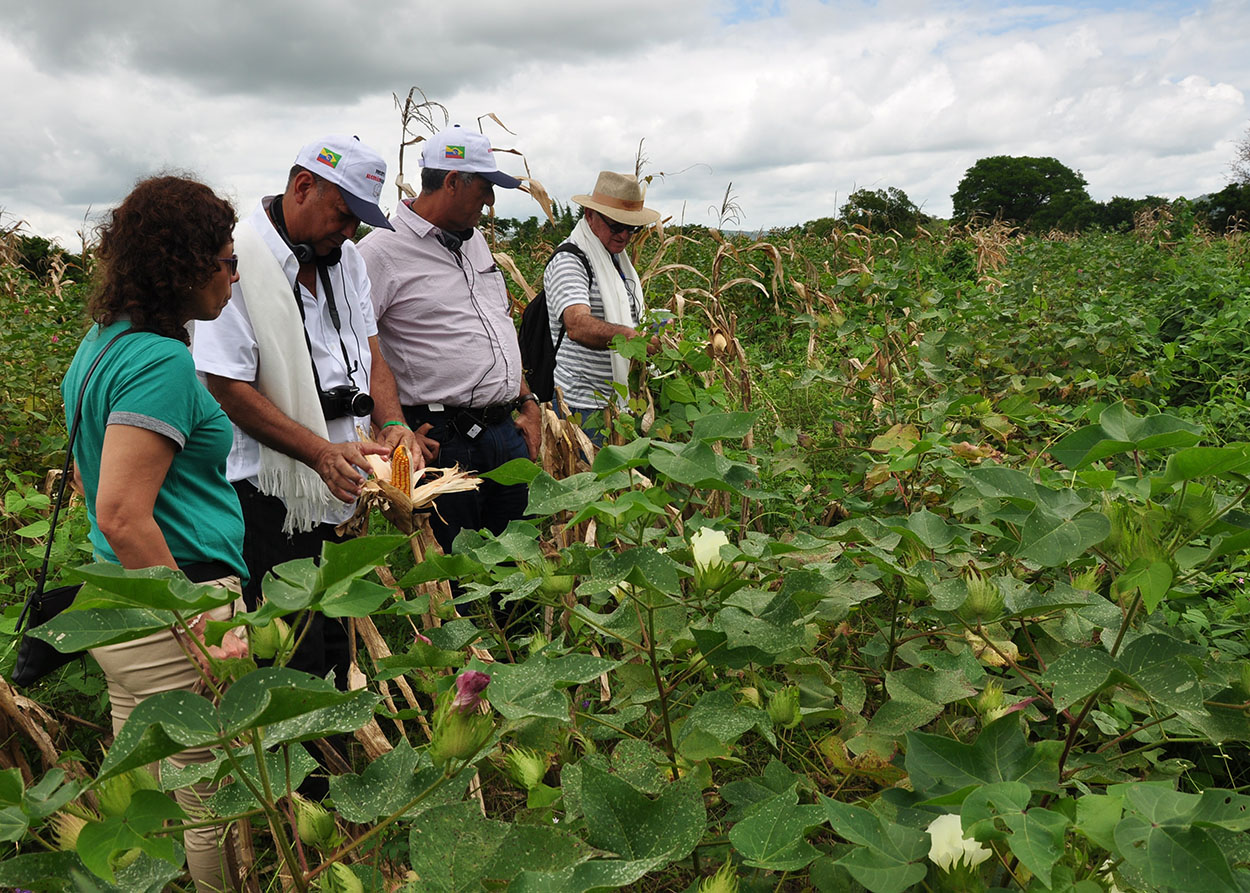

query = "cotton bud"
[[527, 630, 549, 655], [51, 812, 90, 851], [430, 671, 494, 767], [926, 813, 991, 872], [1071, 567, 1101, 593], [767, 685, 801, 729], [318, 862, 365, 893], [251, 616, 293, 660], [977, 681, 1007, 723], [504, 746, 548, 791], [739, 686, 762, 709], [699, 861, 740, 893], [292, 793, 336, 849], [960, 570, 1003, 622], [690, 528, 736, 591], [96, 766, 159, 818]]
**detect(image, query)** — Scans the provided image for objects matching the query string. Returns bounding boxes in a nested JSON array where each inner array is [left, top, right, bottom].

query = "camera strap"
[[288, 267, 359, 403]]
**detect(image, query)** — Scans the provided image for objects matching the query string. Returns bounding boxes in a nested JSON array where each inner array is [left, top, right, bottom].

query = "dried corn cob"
[[391, 444, 411, 495]]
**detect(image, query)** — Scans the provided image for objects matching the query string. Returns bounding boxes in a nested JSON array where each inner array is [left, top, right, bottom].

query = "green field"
[[1, 212, 1249, 892]]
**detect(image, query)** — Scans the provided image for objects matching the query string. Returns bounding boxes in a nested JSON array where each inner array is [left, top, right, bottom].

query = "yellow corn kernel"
[[391, 444, 411, 494]]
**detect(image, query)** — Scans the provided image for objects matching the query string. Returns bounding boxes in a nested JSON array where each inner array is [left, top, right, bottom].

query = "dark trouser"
[[403, 405, 530, 554], [552, 399, 608, 448], [233, 480, 351, 690]]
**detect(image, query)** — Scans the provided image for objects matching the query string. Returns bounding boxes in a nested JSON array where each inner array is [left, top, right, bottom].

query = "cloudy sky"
[[2, 0, 1246, 247]]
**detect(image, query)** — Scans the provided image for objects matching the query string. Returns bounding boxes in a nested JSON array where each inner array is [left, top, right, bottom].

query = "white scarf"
[[566, 217, 644, 407], [234, 218, 338, 533]]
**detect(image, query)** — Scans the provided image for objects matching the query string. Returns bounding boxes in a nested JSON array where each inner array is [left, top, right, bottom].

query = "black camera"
[[319, 385, 373, 420]]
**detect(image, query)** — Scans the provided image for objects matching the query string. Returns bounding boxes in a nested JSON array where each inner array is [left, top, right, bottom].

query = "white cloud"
[[1, 0, 1247, 247]]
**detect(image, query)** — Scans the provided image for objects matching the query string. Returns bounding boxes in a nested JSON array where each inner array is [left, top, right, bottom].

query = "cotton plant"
[[690, 527, 736, 593]]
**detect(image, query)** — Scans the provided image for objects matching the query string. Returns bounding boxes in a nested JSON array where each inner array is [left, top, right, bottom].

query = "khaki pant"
[[91, 582, 243, 893]]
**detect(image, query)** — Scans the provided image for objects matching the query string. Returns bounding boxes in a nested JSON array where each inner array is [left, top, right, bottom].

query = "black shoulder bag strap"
[[547, 243, 593, 352], [18, 327, 135, 631]]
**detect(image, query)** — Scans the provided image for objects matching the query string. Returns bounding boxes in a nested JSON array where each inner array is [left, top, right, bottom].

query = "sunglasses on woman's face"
[[217, 255, 239, 275]]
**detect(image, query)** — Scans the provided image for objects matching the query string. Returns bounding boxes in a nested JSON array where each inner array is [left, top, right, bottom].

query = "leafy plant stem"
[[645, 602, 680, 781], [1094, 713, 1178, 753], [1108, 590, 1142, 660]]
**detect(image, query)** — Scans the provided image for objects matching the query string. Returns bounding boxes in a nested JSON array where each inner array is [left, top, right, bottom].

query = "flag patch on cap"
[[316, 148, 342, 168], [444, 145, 466, 160]]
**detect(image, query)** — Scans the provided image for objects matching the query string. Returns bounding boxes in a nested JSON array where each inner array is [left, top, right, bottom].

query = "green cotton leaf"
[[960, 782, 1068, 889], [886, 667, 977, 707], [28, 607, 173, 651], [1114, 557, 1174, 613], [689, 411, 758, 442], [23, 769, 82, 821], [318, 576, 393, 618], [649, 440, 753, 493], [478, 456, 542, 485], [579, 763, 705, 862], [963, 464, 1040, 502], [14, 519, 50, 538], [1162, 445, 1250, 484], [455, 520, 546, 567], [315, 534, 405, 594], [526, 471, 609, 516], [728, 786, 825, 871], [398, 552, 484, 586], [1050, 404, 1202, 469], [99, 691, 222, 781], [1074, 792, 1123, 852], [821, 796, 929, 893], [509, 856, 671, 893], [66, 564, 236, 614], [0, 852, 97, 889], [905, 715, 1060, 797], [1016, 508, 1110, 566], [207, 745, 318, 813], [677, 690, 773, 761], [76, 815, 148, 883], [212, 668, 378, 744], [900, 508, 959, 549], [1113, 815, 1238, 892], [487, 653, 621, 721], [1043, 635, 1204, 719], [331, 740, 461, 823], [0, 768, 22, 807], [0, 806, 27, 843], [591, 438, 653, 474]]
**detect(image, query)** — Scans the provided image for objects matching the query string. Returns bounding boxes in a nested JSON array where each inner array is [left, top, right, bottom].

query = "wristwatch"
[[515, 394, 540, 410]]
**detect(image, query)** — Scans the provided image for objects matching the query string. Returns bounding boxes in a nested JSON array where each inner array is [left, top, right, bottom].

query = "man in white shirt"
[[360, 125, 540, 555], [194, 134, 416, 687]]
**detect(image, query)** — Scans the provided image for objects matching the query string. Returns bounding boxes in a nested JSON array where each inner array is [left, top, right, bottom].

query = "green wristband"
[[381, 420, 408, 429]]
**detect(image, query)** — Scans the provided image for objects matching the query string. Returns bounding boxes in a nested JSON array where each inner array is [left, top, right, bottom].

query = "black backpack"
[[519, 243, 592, 402]]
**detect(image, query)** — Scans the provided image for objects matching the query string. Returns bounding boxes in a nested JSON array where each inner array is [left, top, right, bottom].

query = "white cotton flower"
[[691, 527, 730, 572], [926, 813, 992, 872]]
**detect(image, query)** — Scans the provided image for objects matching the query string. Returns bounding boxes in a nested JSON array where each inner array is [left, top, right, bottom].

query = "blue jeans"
[[404, 407, 530, 554]]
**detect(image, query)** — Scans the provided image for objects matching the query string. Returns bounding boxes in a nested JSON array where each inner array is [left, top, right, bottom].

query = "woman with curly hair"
[[61, 174, 247, 892]]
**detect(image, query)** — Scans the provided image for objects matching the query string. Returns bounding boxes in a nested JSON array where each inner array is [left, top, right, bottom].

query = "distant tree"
[[1196, 182, 1250, 232], [952, 156, 1095, 231], [1232, 123, 1250, 184], [839, 187, 927, 237], [801, 217, 838, 239], [1091, 196, 1172, 232]]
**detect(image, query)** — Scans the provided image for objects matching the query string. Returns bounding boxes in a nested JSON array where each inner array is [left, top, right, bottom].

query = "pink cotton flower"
[[452, 670, 491, 712], [414, 630, 433, 646]]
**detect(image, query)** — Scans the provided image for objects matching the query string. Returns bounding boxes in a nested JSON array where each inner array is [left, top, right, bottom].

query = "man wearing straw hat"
[[544, 171, 661, 434], [359, 124, 541, 555]]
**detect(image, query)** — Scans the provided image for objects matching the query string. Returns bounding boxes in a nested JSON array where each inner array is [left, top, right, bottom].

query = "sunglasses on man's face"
[[217, 255, 239, 275], [599, 214, 643, 236]]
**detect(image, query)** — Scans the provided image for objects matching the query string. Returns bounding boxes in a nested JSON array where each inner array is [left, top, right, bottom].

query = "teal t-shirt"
[[60, 320, 247, 583]]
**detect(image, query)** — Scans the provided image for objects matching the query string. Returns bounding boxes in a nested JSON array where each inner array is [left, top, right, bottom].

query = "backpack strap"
[[545, 243, 593, 351]]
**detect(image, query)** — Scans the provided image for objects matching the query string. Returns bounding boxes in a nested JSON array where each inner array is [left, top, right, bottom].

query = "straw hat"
[[571, 171, 660, 227]]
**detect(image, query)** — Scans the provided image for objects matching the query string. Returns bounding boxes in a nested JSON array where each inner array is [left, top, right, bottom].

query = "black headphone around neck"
[[435, 228, 465, 259], [269, 195, 341, 267]]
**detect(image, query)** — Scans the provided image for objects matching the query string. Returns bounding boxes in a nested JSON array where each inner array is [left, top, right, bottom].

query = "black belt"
[[405, 402, 517, 440]]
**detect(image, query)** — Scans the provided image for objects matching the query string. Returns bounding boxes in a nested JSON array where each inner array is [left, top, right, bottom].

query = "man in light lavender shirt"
[[359, 125, 541, 555]]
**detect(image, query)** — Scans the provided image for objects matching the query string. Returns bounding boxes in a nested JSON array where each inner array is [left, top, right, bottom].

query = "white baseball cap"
[[294, 135, 395, 230], [419, 125, 521, 189]]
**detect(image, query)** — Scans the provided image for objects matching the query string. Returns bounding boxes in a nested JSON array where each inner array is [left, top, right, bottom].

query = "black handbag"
[[10, 328, 134, 687]]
